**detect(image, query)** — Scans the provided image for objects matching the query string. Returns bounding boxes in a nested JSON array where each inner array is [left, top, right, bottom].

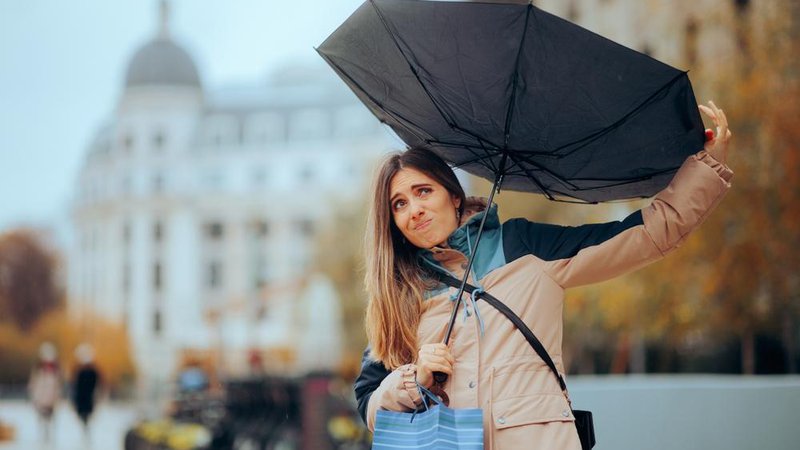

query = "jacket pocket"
[[490, 357, 564, 400], [491, 393, 575, 430]]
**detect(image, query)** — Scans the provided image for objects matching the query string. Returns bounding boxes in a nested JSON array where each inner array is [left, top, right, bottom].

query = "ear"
[[452, 194, 462, 210]]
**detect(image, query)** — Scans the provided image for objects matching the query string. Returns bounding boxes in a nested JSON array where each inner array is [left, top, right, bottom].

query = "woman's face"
[[389, 167, 462, 249]]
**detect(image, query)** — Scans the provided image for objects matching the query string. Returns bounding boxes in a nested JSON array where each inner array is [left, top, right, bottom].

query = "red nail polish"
[[705, 130, 714, 141]]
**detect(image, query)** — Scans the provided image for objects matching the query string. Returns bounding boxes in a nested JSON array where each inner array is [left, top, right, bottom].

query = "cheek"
[[392, 211, 408, 232]]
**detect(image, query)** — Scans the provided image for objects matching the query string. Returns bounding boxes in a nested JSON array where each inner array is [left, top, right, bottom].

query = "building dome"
[[125, 38, 201, 88]]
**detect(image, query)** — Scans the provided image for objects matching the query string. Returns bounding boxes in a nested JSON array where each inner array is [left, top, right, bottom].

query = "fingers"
[[698, 101, 732, 143], [416, 343, 455, 387], [418, 358, 454, 376], [418, 343, 455, 366], [708, 101, 729, 141]]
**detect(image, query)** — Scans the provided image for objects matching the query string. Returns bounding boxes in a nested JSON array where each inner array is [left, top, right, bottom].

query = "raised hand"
[[698, 100, 732, 165]]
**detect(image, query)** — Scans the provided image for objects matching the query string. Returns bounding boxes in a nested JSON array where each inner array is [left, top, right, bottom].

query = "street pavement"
[[568, 375, 800, 450], [0, 401, 136, 450], [1, 375, 799, 450]]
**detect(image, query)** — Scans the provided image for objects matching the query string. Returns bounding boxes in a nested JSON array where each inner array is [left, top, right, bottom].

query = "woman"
[[28, 342, 62, 444], [354, 102, 732, 449]]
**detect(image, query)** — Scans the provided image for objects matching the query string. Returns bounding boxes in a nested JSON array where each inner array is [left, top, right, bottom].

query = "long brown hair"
[[364, 147, 465, 369]]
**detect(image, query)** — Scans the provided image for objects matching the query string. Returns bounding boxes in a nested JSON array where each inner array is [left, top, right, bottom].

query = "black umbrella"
[[317, 0, 705, 350], [317, 0, 705, 203]]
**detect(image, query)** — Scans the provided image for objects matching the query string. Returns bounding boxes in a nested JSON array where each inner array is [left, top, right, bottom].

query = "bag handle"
[[436, 274, 569, 397]]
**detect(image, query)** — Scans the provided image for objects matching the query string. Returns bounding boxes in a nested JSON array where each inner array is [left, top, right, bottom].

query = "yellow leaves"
[[133, 420, 212, 450], [0, 308, 136, 388]]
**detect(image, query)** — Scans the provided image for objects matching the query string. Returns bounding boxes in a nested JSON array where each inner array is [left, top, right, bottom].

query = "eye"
[[418, 187, 433, 197], [392, 199, 407, 211]]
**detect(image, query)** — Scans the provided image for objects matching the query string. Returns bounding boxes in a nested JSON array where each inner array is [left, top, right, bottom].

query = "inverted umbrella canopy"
[[317, 0, 705, 203]]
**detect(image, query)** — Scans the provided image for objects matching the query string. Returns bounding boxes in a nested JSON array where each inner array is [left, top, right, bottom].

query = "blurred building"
[[68, 3, 395, 384]]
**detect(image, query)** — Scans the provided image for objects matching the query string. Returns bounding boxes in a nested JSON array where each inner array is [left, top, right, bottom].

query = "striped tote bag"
[[372, 386, 484, 449]]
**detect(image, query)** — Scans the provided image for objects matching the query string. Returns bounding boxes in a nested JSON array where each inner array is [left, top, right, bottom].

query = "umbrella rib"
[[477, 140, 502, 174], [504, 151, 556, 200], [503, 151, 581, 190], [424, 140, 503, 174], [507, 150, 679, 189], [368, 0, 460, 133], [450, 152, 500, 170], [452, 146, 502, 174], [567, 167, 679, 190], [502, 4, 533, 149], [549, 71, 691, 158], [449, 125, 504, 150], [426, 140, 500, 152], [317, 50, 439, 145]]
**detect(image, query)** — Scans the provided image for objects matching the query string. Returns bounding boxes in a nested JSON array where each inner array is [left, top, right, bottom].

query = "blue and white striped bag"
[[372, 386, 484, 449]]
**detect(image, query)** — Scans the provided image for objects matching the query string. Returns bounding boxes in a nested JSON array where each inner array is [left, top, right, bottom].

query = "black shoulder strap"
[[437, 274, 568, 393]]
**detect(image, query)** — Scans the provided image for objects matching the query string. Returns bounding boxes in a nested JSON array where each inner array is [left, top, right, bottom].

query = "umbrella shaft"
[[443, 169, 505, 346]]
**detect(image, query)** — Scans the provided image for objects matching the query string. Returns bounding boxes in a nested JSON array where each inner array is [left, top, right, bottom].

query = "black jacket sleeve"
[[353, 346, 390, 425], [502, 212, 644, 263]]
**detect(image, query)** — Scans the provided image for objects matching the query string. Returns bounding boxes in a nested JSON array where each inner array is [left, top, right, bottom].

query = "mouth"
[[414, 218, 433, 231]]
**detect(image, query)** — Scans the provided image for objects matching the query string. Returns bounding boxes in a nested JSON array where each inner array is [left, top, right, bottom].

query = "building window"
[[244, 112, 285, 144], [205, 222, 224, 240], [152, 129, 166, 152], [152, 172, 166, 194], [289, 108, 330, 140], [334, 106, 374, 137], [202, 115, 239, 148], [252, 257, 268, 290], [251, 220, 269, 238], [153, 220, 164, 242], [208, 261, 222, 289], [122, 133, 135, 153], [122, 222, 132, 244], [299, 164, 314, 182], [153, 261, 162, 291], [297, 219, 314, 237], [153, 310, 162, 335], [122, 262, 131, 292]]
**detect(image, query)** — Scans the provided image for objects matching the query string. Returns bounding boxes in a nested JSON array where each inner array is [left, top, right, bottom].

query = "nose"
[[409, 199, 425, 219]]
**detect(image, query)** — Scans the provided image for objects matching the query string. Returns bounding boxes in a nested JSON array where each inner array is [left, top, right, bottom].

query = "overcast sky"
[[0, 0, 365, 232]]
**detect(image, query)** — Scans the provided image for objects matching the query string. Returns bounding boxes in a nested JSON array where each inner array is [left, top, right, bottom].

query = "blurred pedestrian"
[[177, 361, 209, 394], [28, 341, 62, 444], [71, 343, 102, 444]]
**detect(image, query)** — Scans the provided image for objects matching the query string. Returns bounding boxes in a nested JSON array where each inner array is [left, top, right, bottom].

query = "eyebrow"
[[390, 183, 433, 203]]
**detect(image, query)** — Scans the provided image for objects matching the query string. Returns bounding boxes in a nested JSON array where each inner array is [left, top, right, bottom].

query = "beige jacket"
[[356, 150, 733, 449]]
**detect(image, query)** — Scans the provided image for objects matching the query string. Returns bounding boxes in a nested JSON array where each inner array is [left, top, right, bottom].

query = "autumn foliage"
[[0, 229, 62, 330], [487, 0, 800, 374], [0, 308, 136, 389], [0, 229, 136, 388]]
